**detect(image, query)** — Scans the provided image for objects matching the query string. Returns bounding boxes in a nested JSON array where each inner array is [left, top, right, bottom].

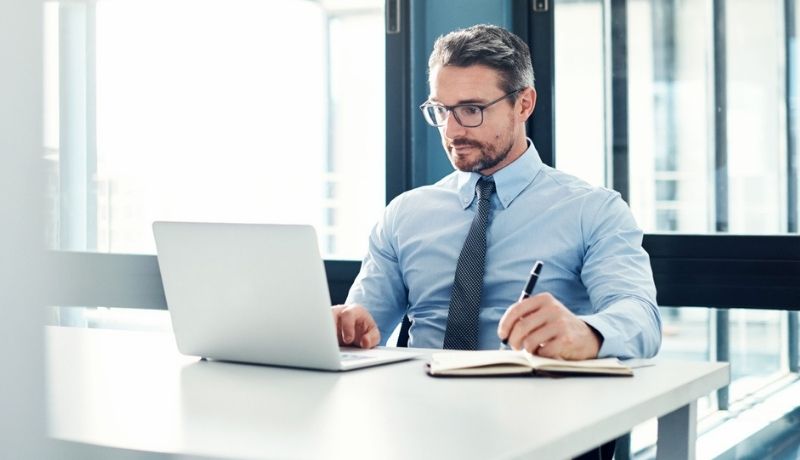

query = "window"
[[552, 0, 799, 456], [45, 0, 385, 260], [553, 0, 606, 187], [556, 0, 797, 236]]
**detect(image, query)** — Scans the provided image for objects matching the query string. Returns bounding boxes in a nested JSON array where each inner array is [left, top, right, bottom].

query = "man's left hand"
[[497, 292, 602, 360]]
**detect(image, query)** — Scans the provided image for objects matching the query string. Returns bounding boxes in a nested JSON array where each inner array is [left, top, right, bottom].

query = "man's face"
[[428, 65, 523, 175]]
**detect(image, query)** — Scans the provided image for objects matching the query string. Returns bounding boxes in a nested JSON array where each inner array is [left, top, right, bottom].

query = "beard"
[[445, 135, 515, 173]]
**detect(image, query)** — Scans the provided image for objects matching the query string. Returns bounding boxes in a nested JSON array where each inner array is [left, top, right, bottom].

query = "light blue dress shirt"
[[346, 142, 662, 358]]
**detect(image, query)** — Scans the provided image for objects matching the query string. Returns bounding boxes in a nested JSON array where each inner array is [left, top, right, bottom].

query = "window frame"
[[511, 0, 800, 419]]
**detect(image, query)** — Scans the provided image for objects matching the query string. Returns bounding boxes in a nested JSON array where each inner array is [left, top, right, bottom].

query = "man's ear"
[[519, 87, 536, 122]]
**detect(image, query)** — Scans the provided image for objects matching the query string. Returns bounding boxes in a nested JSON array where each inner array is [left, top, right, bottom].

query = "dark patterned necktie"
[[443, 178, 495, 350]]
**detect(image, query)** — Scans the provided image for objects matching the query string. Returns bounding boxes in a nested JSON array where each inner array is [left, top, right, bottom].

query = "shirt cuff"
[[579, 297, 661, 359], [579, 313, 627, 358]]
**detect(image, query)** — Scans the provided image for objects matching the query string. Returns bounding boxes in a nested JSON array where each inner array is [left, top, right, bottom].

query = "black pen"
[[500, 260, 544, 349]]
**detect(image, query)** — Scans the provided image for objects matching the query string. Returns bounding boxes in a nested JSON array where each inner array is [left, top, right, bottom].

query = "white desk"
[[47, 326, 729, 460]]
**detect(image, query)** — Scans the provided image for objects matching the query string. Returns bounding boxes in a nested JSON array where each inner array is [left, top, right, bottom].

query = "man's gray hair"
[[428, 24, 535, 99]]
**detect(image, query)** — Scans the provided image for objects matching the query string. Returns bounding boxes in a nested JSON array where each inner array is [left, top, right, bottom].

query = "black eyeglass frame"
[[418, 88, 524, 128]]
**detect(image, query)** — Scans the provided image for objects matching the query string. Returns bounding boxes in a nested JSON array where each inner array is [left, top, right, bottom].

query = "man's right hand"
[[331, 304, 380, 349]]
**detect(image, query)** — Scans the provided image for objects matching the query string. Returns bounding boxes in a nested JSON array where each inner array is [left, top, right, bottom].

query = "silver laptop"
[[153, 221, 418, 371]]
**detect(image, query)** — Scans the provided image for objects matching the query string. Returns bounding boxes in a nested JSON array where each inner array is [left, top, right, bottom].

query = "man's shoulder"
[[389, 172, 460, 204], [537, 165, 620, 202]]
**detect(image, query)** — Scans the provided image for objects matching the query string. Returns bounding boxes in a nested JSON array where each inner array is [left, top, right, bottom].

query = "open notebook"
[[427, 350, 633, 377]]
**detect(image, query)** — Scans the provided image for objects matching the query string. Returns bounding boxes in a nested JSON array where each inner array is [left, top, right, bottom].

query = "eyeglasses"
[[419, 89, 523, 128]]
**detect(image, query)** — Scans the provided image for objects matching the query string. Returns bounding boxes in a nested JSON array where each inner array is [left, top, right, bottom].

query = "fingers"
[[521, 323, 559, 355], [534, 323, 599, 360], [339, 307, 358, 345], [332, 306, 343, 342], [351, 315, 380, 349], [332, 304, 380, 348], [497, 292, 554, 343], [498, 293, 586, 359], [498, 292, 601, 360], [331, 305, 350, 345], [359, 323, 381, 349], [505, 306, 551, 350]]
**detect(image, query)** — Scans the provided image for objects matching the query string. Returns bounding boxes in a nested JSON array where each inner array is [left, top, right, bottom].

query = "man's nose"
[[443, 111, 466, 139]]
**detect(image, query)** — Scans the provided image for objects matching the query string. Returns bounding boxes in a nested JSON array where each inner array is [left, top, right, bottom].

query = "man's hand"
[[331, 304, 381, 349], [497, 293, 602, 360]]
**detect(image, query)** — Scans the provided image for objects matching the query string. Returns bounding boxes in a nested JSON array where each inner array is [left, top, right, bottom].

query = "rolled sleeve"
[[345, 199, 408, 345], [579, 192, 662, 358], [581, 297, 662, 358]]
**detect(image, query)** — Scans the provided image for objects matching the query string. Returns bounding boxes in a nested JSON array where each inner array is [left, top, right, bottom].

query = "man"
[[332, 24, 661, 361]]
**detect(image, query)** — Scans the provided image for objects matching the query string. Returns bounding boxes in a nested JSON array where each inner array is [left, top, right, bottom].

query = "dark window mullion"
[[713, 0, 729, 233], [790, 311, 798, 372], [385, 0, 411, 203], [513, 0, 555, 168], [715, 309, 730, 409], [607, 0, 629, 202], [605, 3, 632, 450], [784, 0, 798, 372], [711, 0, 731, 411], [787, 0, 797, 235]]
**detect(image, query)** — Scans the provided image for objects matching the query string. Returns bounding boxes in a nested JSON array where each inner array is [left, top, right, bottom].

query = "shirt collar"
[[455, 139, 543, 210]]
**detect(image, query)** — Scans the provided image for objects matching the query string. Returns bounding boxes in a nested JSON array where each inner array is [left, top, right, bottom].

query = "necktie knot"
[[476, 178, 495, 202]]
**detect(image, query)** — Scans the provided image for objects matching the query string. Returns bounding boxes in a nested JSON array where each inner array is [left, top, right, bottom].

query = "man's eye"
[[460, 106, 481, 115]]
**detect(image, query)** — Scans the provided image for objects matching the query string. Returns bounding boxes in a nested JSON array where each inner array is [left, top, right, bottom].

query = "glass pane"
[[728, 309, 784, 398], [726, 0, 787, 233], [625, 0, 795, 235], [554, 0, 798, 235], [659, 306, 710, 362], [627, 0, 712, 233], [554, 0, 606, 187], [44, 0, 385, 259]]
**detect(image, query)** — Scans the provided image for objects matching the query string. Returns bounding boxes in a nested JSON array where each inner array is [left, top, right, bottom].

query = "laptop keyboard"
[[340, 352, 371, 362]]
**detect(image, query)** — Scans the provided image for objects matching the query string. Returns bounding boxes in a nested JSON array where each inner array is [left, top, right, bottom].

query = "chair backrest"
[[394, 234, 800, 348]]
